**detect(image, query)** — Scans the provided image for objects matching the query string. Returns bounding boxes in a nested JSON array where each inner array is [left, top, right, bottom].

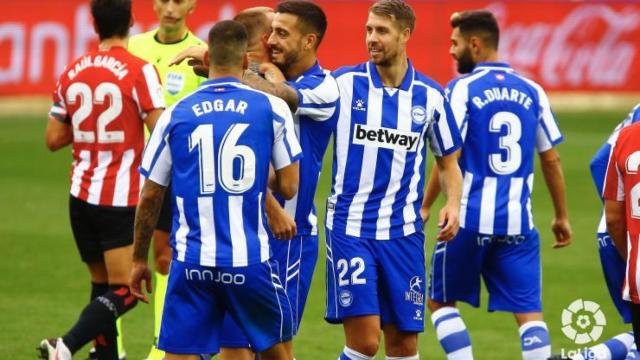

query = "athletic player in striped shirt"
[[604, 120, 640, 359], [129, 20, 302, 359], [423, 10, 571, 360], [168, 3, 338, 359], [39, 1, 165, 359], [325, 1, 463, 359], [128, 1, 206, 358]]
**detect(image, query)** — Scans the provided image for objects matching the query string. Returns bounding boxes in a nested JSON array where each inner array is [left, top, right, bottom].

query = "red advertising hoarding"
[[1, 1, 639, 95]]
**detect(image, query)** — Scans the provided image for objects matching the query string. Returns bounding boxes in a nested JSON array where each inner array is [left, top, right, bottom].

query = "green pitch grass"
[[0, 109, 632, 359]]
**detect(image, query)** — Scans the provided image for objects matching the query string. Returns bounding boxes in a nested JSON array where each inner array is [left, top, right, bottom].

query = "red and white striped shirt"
[[50, 46, 164, 207], [604, 122, 640, 304]]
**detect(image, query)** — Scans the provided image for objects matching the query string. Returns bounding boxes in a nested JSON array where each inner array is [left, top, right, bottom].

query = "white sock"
[[519, 321, 551, 360], [339, 346, 375, 360], [56, 338, 72, 360], [431, 307, 473, 360]]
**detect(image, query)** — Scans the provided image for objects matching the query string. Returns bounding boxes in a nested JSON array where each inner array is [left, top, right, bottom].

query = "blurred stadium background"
[[1, 0, 640, 359]]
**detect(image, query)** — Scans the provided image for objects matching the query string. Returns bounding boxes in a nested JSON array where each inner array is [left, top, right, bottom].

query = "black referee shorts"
[[69, 195, 135, 263]]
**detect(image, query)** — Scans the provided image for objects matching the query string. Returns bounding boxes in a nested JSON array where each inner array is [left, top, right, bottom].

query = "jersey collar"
[[473, 62, 514, 73], [200, 77, 242, 87], [367, 59, 415, 92]]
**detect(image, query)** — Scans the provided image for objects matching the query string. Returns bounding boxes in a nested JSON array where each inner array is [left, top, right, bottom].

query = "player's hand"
[[169, 46, 206, 66], [266, 205, 297, 240], [129, 260, 153, 303], [437, 203, 459, 241], [259, 62, 286, 83], [551, 217, 572, 248]]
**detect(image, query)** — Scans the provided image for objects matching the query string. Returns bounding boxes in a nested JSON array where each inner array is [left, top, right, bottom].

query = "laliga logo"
[[561, 299, 606, 344]]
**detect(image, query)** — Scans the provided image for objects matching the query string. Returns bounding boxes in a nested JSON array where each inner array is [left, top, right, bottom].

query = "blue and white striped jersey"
[[448, 62, 564, 236], [326, 61, 462, 240], [274, 62, 338, 236], [140, 77, 302, 267]]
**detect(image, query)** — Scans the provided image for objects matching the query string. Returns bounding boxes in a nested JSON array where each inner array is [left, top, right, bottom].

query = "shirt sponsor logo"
[[184, 268, 246, 285], [404, 275, 424, 305], [353, 123, 419, 152]]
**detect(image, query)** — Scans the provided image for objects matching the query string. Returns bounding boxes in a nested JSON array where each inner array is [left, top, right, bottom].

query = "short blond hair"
[[369, 0, 415, 33]]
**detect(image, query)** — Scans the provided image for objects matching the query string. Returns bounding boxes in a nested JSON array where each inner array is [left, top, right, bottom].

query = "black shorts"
[[69, 195, 135, 263], [155, 184, 172, 233]]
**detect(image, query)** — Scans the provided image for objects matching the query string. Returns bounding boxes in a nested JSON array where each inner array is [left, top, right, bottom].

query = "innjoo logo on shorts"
[[561, 299, 607, 344]]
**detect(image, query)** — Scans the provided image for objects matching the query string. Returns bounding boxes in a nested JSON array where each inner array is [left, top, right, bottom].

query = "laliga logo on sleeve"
[[561, 299, 606, 344]]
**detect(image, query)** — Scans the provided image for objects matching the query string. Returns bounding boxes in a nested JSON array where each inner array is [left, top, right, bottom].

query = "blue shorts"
[[158, 259, 293, 355], [429, 227, 541, 313], [598, 231, 632, 323], [220, 234, 318, 348], [325, 228, 426, 332]]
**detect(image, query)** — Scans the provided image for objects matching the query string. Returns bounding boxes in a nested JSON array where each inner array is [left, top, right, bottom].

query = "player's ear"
[[401, 27, 411, 44], [304, 33, 317, 51], [129, 14, 135, 29], [203, 50, 210, 66]]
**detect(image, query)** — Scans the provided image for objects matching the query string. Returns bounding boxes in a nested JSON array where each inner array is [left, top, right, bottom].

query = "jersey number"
[[626, 151, 640, 218], [66, 82, 124, 143], [337, 257, 366, 286], [489, 111, 522, 175], [189, 123, 256, 195]]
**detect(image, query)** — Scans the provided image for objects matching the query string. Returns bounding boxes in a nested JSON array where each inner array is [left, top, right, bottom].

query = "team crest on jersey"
[[411, 106, 427, 125], [352, 99, 366, 112], [404, 276, 424, 305], [166, 72, 185, 95], [339, 289, 353, 307]]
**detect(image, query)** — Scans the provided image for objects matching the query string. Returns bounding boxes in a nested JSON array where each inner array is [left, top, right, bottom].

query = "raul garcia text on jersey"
[[352, 123, 419, 152]]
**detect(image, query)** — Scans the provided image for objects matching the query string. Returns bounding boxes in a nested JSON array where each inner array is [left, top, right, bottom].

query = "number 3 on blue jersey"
[[189, 123, 256, 195], [489, 111, 522, 175]]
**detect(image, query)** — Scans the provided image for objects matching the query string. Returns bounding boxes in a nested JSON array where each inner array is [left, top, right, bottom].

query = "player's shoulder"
[[413, 70, 444, 91], [445, 70, 488, 93], [618, 121, 640, 143], [128, 30, 156, 48], [331, 62, 367, 81], [628, 103, 640, 124], [186, 31, 206, 46]]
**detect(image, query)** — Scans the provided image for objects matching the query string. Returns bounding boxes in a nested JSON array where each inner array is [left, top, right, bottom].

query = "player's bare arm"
[[539, 148, 572, 248], [143, 108, 164, 133], [422, 150, 461, 223], [420, 164, 440, 223], [605, 199, 627, 259], [168, 45, 206, 66], [130, 179, 167, 303], [242, 70, 299, 111], [44, 117, 72, 151], [273, 162, 299, 200], [265, 191, 297, 240], [435, 150, 462, 241]]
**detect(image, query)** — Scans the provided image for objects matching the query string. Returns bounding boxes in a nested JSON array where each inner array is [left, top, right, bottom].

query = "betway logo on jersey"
[[353, 124, 419, 152]]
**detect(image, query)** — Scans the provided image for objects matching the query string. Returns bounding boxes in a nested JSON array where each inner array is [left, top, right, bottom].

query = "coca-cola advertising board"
[[1, 0, 639, 95]]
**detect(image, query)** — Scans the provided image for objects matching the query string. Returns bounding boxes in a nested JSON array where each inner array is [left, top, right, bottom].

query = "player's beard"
[[369, 46, 398, 67], [456, 47, 475, 74], [272, 47, 299, 73]]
